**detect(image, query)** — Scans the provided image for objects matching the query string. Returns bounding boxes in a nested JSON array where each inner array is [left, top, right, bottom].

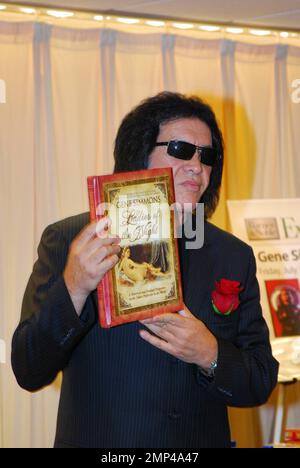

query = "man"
[[277, 286, 300, 336], [12, 92, 278, 448]]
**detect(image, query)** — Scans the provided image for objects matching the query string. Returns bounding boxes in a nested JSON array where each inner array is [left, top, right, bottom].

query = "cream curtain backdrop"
[[1, 19, 300, 448]]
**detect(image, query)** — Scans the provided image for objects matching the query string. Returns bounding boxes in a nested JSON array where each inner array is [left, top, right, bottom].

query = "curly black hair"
[[114, 91, 224, 218]]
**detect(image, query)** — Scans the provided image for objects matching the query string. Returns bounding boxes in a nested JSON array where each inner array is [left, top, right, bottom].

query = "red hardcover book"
[[87, 168, 184, 328]]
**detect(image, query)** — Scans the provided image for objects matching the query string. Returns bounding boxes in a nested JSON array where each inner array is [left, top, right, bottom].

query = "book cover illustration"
[[265, 278, 300, 337], [87, 168, 183, 328]]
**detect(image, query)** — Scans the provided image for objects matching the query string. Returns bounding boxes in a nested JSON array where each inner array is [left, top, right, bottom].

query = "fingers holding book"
[[63, 219, 121, 315], [140, 307, 218, 368]]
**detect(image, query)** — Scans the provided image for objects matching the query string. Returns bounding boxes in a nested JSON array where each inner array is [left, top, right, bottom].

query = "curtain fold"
[[1, 20, 300, 448]]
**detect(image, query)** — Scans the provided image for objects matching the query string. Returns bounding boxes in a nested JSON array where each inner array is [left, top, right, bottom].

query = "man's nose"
[[184, 152, 203, 173]]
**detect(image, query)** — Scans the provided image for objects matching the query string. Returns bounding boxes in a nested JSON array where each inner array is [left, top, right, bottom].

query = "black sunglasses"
[[155, 140, 219, 166]]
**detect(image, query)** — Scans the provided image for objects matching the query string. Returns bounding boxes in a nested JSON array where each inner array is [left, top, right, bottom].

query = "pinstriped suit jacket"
[[12, 212, 278, 448]]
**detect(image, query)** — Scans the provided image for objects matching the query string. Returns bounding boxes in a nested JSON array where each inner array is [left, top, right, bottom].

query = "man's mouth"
[[181, 180, 200, 191]]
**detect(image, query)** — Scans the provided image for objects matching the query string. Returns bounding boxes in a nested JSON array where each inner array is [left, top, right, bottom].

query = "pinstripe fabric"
[[11, 212, 278, 448]]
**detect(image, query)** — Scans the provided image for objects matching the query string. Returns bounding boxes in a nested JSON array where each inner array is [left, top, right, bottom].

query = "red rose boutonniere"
[[212, 279, 243, 316]]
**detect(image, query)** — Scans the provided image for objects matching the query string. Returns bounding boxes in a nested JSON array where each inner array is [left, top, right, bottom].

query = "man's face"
[[148, 118, 213, 209], [280, 288, 293, 306]]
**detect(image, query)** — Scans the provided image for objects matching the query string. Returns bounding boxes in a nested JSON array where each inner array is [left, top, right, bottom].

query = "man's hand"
[[63, 217, 121, 315], [139, 306, 218, 370]]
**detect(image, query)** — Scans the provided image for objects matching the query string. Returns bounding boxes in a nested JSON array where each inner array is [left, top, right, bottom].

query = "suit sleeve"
[[197, 248, 279, 407], [11, 223, 96, 392]]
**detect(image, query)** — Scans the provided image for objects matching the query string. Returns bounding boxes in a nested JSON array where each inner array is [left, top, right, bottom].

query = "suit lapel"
[[180, 223, 217, 321]]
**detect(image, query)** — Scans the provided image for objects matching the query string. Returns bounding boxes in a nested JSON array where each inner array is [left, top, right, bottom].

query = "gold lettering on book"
[[120, 208, 160, 242], [116, 195, 161, 208], [129, 287, 167, 301]]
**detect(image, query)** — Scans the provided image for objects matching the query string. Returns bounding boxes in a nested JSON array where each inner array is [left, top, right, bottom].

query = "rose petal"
[[212, 279, 242, 315], [217, 279, 242, 295]]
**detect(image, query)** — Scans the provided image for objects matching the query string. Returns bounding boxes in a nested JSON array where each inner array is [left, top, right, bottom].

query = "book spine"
[[87, 177, 97, 221], [87, 176, 112, 328]]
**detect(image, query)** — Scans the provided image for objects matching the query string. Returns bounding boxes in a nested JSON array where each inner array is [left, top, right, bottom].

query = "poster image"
[[265, 279, 300, 337]]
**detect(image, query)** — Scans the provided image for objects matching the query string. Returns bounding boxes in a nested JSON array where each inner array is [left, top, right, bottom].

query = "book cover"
[[265, 278, 300, 337], [87, 168, 184, 328]]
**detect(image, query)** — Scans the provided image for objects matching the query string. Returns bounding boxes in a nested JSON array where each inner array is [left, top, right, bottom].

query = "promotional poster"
[[228, 199, 300, 380]]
